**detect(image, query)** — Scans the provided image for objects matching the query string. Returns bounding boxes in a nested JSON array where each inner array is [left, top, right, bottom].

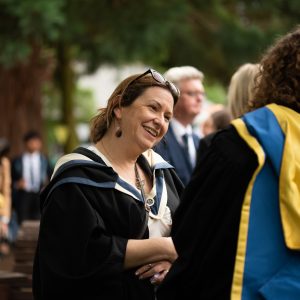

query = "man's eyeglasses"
[[127, 69, 180, 103], [181, 91, 205, 98]]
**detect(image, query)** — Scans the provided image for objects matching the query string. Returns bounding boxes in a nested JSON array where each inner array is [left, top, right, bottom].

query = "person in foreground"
[[32, 69, 184, 299], [157, 26, 300, 300]]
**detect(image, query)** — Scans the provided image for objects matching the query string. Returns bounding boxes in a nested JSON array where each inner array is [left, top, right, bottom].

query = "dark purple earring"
[[115, 127, 122, 138]]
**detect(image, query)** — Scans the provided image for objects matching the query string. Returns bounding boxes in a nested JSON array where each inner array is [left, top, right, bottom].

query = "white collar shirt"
[[22, 152, 41, 192], [170, 119, 197, 167]]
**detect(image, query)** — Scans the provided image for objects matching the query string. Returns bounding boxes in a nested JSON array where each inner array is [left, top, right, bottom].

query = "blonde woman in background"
[[227, 63, 260, 118], [0, 138, 11, 256], [196, 64, 259, 165]]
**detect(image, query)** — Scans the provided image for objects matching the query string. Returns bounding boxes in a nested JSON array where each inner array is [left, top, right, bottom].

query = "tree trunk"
[[0, 44, 53, 158], [56, 42, 79, 154]]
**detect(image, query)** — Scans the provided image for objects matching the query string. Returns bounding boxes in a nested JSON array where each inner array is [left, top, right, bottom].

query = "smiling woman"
[[32, 69, 184, 300]]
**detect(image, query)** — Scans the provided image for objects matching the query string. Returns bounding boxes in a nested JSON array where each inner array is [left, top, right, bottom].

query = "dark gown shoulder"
[[157, 125, 259, 300]]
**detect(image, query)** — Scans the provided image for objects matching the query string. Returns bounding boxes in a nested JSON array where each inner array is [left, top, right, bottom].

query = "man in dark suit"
[[155, 66, 205, 186], [11, 130, 53, 225]]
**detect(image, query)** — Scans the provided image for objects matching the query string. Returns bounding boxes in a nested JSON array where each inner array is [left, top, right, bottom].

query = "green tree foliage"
[[0, 0, 187, 153], [0, 0, 64, 67], [0, 0, 299, 155], [163, 0, 300, 87]]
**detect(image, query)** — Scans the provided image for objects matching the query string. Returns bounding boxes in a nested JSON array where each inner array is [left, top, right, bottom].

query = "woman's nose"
[[153, 117, 162, 125], [153, 115, 164, 126]]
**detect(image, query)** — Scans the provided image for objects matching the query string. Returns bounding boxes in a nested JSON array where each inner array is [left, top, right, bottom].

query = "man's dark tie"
[[182, 133, 193, 166]]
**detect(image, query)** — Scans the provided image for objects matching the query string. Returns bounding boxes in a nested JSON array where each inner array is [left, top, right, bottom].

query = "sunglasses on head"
[[127, 68, 180, 103]]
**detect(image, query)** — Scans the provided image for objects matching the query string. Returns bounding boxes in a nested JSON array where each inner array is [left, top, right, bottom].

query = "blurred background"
[[0, 0, 299, 163]]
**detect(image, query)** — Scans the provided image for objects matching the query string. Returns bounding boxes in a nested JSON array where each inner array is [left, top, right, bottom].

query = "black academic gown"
[[156, 125, 258, 300], [32, 147, 183, 300]]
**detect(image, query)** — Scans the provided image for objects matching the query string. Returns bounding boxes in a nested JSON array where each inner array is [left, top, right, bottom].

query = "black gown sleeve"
[[157, 126, 258, 300], [35, 182, 128, 297]]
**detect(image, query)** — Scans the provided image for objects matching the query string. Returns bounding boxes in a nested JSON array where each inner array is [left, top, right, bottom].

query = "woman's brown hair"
[[252, 25, 300, 113]]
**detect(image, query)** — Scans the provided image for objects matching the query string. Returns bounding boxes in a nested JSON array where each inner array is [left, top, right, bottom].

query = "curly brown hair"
[[90, 71, 178, 143], [252, 25, 300, 113]]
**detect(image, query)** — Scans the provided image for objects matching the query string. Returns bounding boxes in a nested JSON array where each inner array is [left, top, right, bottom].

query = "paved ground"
[[0, 249, 15, 272]]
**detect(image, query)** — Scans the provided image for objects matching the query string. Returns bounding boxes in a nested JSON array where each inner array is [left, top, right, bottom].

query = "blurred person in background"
[[11, 130, 53, 226], [154, 66, 205, 186], [197, 63, 259, 165], [33, 68, 184, 299], [157, 25, 300, 300], [0, 138, 11, 256], [196, 107, 233, 162], [201, 107, 232, 137], [227, 63, 260, 119]]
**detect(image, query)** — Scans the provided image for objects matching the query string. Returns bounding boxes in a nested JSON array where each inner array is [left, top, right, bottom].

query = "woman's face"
[[116, 86, 174, 151]]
